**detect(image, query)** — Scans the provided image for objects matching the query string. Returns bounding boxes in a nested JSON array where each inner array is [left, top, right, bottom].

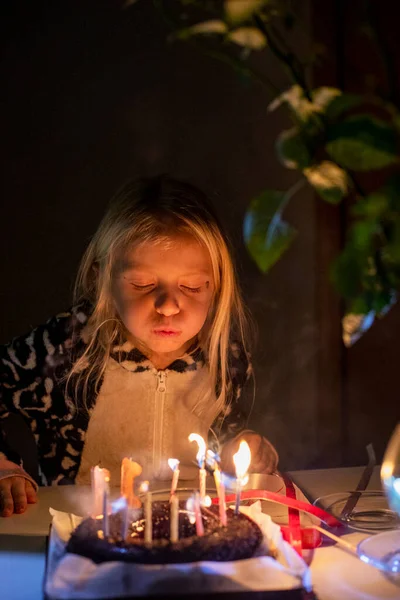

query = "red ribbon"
[[212, 488, 342, 529], [281, 474, 303, 556]]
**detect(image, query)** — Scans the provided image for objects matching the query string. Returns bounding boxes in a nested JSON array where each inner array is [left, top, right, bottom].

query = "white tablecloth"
[[0, 467, 399, 600]]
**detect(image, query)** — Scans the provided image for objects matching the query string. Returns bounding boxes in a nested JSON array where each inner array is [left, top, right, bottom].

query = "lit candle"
[[139, 481, 152, 545], [206, 449, 227, 527], [103, 482, 110, 538], [170, 493, 179, 542], [168, 458, 180, 497], [213, 466, 227, 526], [194, 491, 204, 536], [232, 440, 251, 515], [121, 457, 142, 508], [91, 465, 110, 517], [188, 433, 207, 503]]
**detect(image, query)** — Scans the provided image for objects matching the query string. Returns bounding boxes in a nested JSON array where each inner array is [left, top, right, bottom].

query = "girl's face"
[[112, 233, 215, 361]]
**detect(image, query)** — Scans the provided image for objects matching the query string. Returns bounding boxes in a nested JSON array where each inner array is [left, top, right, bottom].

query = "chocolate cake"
[[66, 501, 264, 564]]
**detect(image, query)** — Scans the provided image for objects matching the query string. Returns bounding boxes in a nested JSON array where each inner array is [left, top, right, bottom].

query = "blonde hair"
[[68, 176, 252, 418]]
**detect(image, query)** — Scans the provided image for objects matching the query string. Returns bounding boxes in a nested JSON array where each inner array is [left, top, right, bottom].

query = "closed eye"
[[182, 286, 202, 293], [132, 284, 154, 290]]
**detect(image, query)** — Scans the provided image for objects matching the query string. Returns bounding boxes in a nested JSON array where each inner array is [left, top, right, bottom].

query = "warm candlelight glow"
[[233, 440, 251, 480], [233, 441, 251, 515], [121, 457, 142, 508], [139, 481, 149, 494], [188, 433, 206, 467], [189, 433, 207, 502]]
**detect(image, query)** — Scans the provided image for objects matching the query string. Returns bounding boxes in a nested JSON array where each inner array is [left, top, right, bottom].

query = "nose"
[[154, 289, 180, 317]]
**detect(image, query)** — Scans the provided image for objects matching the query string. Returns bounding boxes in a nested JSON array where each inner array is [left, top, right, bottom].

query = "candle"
[[194, 491, 204, 536], [170, 493, 179, 542], [188, 433, 207, 503], [213, 467, 227, 526], [206, 449, 227, 527], [140, 481, 152, 545], [121, 457, 142, 508], [103, 484, 110, 537], [168, 458, 180, 498], [232, 440, 251, 515], [111, 496, 129, 540], [91, 465, 110, 517]]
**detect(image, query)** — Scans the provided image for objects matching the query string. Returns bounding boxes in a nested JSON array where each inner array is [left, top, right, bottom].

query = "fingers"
[[11, 478, 28, 514], [0, 477, 35, 516], [25, 481, 38, 504], [0, 479, 13, 517]]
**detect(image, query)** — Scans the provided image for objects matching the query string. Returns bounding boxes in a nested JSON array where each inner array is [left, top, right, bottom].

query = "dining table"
[[0, 466, 399, 600]]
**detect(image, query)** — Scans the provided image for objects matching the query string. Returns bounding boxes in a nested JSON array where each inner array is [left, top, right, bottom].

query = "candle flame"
[[168, 458, 180, 471], [188, 433, 206, 467], [111, 496, 128, 514], [186, 497, 196, 524], [139, 480, 149, 494], [233, 440, 251, 480], [203, 495, 212, 507]]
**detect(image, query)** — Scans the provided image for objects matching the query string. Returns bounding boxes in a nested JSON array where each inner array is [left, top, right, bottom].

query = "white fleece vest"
[[75, 357, 220, 486]]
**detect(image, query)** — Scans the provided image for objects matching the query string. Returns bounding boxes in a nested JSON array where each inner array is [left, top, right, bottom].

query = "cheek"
[[190, 296, 213, 322], [113, 288, 148, 323]]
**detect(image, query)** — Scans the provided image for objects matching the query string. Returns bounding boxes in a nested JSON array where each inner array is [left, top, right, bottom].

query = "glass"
[[356, 423, 400, 579], [313, 490, 399, 532]]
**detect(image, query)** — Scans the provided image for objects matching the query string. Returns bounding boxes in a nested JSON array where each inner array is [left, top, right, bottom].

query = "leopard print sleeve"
[[0, 305, 90, 466], [209, 341, 253, 449]]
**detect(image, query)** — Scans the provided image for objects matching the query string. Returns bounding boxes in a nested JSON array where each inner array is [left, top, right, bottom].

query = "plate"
[[313, 490, 400, 531]]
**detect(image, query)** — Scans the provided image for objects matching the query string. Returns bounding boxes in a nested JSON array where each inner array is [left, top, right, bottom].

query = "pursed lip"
[[152, 328, 181, 335]]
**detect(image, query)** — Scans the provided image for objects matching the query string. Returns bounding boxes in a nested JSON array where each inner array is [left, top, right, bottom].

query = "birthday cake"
[[66, 500, 264, 564]]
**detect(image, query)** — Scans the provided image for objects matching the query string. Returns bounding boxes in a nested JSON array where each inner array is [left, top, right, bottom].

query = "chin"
[[147, 337, 188, 352]]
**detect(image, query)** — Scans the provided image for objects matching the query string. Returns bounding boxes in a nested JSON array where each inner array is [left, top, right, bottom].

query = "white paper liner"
[[45, 502, 311, 599]]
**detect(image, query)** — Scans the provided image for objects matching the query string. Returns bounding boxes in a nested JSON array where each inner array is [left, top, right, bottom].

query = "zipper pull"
[[157, 371, 167, 392]]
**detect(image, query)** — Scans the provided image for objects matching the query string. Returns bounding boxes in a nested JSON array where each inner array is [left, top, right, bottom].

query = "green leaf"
[[326, 115, 398, 171], [351, 220, 379, 251], [175, 20, 227, 39], [276, 127, 311, 170], [228, 27, 266, 50], [323, 93, 365, 121], [331, 247, 363, 299], [224, 0, 267, 24], [304, 161, 348, 204], [352, 192, 388, 219], [243, 190, 297, 273]]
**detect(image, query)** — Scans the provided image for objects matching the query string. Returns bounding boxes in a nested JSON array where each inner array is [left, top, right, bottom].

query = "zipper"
[[153, 370, 167, 475]]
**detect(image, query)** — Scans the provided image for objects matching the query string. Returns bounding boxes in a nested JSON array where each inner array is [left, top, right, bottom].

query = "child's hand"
[[0, 459, 37, 517], [220, 431, 279, 475]]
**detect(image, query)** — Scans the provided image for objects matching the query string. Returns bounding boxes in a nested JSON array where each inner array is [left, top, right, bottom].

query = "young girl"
[[0, 175, 278, 517]]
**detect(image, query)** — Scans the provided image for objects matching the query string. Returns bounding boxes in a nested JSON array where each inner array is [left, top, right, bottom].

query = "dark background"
[[1, 0, 399, 470]]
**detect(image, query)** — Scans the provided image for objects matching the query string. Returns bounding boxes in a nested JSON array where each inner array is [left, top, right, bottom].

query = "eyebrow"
[[120, 262, 211, 277]]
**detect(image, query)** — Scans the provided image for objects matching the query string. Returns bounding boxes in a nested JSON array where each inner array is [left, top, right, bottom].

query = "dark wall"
[[1, 0, 319, 469]]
